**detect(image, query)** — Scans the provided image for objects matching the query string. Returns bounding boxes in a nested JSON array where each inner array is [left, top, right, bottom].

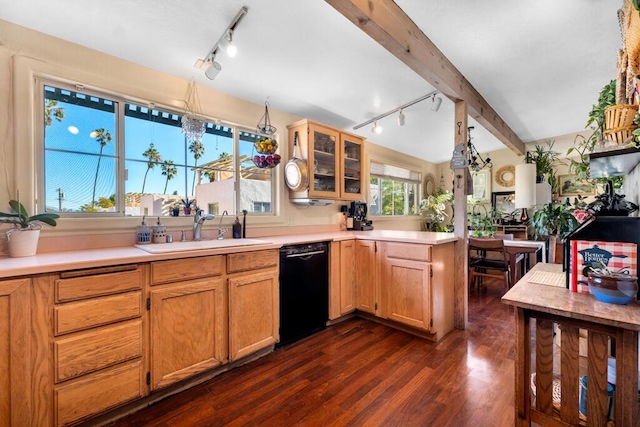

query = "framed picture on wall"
[[492, 191, 516, 214], [558, 174, 596, 196], [468, 169, 491, 202]]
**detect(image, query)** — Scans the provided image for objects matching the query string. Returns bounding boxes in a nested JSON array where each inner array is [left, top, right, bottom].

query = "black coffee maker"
[[348, 201, 373, 230]]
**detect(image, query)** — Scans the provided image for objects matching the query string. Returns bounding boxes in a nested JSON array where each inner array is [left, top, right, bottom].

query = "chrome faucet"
[[217, 210, 229, 240], [193, 209, 214, 241]]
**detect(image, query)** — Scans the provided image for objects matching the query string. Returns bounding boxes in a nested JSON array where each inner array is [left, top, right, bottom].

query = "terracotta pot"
[[587, 271, 638, 305], [6, 228, 40, 257]]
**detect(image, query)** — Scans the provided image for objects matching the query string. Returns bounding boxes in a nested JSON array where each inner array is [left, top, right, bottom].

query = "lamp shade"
[[515, 163, 536, 209]]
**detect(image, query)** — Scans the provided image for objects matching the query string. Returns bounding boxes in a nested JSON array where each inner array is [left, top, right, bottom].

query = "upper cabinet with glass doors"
[[286, 119, 364, 201]]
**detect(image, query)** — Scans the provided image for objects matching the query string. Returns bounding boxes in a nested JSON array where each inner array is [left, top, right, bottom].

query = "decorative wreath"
[[423, 173, 436, 198], [495, 165, 515, 188]]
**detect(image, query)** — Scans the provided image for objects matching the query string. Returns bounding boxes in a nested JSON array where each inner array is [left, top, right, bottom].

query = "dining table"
[[503, 239, 547, 286]]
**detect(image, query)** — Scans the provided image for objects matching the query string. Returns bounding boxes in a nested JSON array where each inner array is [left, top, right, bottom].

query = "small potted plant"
[[171, 203, 181, 217], [181, 197, 195, 215], [529, 140, 564, 183], [0, 200, 60, 257]]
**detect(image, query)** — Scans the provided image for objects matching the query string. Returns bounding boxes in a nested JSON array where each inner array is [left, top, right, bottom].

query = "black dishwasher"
[[278, 242, 329, 347]]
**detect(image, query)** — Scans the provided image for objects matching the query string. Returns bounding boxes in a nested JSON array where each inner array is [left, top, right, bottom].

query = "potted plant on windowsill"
[[419, 189, 453, 232], [0, 200, 60, 257], [181, 197, 195, 216]]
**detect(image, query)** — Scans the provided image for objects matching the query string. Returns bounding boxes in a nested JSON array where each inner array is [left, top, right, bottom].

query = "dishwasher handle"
[[285, 250, 326, 259]]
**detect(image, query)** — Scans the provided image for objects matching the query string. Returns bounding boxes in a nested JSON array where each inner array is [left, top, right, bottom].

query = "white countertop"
[[0, 230, 457, 279]]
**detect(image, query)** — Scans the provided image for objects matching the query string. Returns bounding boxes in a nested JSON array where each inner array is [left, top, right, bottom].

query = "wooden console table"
[[502, 263, 639, 426]]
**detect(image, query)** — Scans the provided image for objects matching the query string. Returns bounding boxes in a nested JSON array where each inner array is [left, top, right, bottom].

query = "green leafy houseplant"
[[0, 200, 59, 229], [529, 140, 564, 182], [419, 190, 453, 232], [531, 201, 583, 241]]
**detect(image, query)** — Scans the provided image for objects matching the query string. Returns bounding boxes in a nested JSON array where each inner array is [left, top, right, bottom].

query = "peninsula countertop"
[[0, 230, 457, 279], [502, 263, 640, 331]]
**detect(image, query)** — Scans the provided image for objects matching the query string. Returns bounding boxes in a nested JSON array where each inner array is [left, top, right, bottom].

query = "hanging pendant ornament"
[[181, 79, 206, 142], [256, 99, 277, 136]]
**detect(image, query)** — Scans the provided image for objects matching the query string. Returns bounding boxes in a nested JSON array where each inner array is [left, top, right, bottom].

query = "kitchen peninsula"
[[0, 230, 456, 426]]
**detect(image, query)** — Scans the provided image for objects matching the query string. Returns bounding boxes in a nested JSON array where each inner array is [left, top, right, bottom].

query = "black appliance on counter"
[[348, 201, 373, 230], [277, 242, 329, 348]]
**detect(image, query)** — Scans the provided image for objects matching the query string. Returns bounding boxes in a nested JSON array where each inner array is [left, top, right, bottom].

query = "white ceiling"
[[0, 0, 622, 163]]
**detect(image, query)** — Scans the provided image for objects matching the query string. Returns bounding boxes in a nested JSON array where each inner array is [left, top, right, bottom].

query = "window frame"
[[36, 78, 276, 218], [368, 161, 422, 217]]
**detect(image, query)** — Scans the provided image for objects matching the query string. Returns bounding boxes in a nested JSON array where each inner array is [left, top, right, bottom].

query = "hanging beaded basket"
[[181, 79, 206, 142]]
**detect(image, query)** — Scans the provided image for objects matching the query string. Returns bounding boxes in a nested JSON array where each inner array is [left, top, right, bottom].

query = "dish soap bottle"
[[232, 217, 242, 239]]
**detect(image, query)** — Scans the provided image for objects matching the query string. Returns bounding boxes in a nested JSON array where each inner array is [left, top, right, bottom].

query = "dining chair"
[[468, 237, 511, 292]]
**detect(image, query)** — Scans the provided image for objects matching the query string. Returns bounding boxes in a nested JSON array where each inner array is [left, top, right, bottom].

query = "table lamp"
[[515, 158, 536, 222]]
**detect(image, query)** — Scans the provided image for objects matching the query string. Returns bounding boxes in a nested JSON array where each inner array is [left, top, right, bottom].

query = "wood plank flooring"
[[112, 281, 515, 426]]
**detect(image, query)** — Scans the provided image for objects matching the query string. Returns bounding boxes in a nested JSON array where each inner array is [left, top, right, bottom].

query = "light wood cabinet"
[[0, 277, 31, 427], [30, 265, 148, 426], [149, 277, 227, 390], [287, 119, 365, 200], [228, 250, 279, 362], [329, 240, 356, 319], [379, 241, 455, 339], [355, 240, 377, 314], [380, 246, 432, 331]]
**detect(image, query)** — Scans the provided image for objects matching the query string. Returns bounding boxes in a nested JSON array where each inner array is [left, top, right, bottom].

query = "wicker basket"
[[603, 125, 637, 145], [604, 104, 637, 130]]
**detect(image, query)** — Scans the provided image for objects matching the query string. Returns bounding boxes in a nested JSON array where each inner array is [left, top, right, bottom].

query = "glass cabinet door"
[[308, 124, 340, 198], [340, 134, 363, 200]]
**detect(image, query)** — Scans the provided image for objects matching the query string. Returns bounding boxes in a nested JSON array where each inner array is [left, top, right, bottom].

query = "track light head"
[[397, 109, 405, 126], [222, 30, 237, 57], [431, 96, 442, 112], [204, 56, 222, 80], [371, 121, 382, 134]]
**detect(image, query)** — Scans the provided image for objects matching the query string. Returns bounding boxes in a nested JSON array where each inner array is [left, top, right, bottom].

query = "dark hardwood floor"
[[113, 281, 515, 427]]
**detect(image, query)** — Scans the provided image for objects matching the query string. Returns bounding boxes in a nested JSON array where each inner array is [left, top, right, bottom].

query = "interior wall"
[[0, 18, 435, 236]]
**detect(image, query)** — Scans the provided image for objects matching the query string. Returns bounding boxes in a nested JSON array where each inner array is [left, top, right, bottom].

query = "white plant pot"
[[6, 228, 40, 257]]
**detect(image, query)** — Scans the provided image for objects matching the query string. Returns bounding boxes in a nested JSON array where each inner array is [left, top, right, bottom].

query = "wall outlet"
[[287, 215, 295, 225]]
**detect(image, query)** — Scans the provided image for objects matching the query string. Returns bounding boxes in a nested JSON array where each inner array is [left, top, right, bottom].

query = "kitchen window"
[[40, 81, 274, 217], [368, 162, 420, 216]]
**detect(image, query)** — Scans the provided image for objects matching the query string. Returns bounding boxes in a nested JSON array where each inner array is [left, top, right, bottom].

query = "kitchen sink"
[[135, 238, 270, 254]]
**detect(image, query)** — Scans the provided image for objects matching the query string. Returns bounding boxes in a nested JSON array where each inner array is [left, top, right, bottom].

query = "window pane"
[[239, 131, 273, 214], [393, 181, 406, 215], [194, 129, 235, 215], [369, 176, 380, 215], [44, 85, 118, 212]]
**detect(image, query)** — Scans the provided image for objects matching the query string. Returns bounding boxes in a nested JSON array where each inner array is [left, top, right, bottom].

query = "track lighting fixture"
[[353, 90, 441, 131], [431, 96, 442, 112], [195, 6, 248, 79], [371, 121, 382, 134]]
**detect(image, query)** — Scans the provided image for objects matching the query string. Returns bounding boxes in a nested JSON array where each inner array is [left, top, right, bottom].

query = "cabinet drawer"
[[227, 249, 278, 274], [151, 255, 224, 285], [55, 266, 142, 302], [384, 242, 431, 262], [55, 319, 142, 382], [55, 359, 144, 426], [54, 291, 142, 336]]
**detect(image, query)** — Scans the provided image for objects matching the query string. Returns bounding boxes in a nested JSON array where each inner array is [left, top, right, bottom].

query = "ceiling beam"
[[326, 0, 525, 155]]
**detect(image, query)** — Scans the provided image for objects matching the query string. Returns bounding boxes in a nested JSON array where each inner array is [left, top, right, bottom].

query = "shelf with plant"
[[567, 80, 625, 190]]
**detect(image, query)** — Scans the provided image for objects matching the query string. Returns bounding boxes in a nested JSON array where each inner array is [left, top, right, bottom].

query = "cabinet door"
[[339, 240, 356, 314], [381, 256, 432, 332], [150, 278, 227, 390], [308, 123, 340, 199], [340, 134, 364, 200], [229, 268, 279, 362], [0, 278, 31, 427], [355, 240, 377, 314]]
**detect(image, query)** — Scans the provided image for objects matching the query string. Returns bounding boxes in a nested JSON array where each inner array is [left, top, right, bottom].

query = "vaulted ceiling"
[[0, 0, 622, 163]]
